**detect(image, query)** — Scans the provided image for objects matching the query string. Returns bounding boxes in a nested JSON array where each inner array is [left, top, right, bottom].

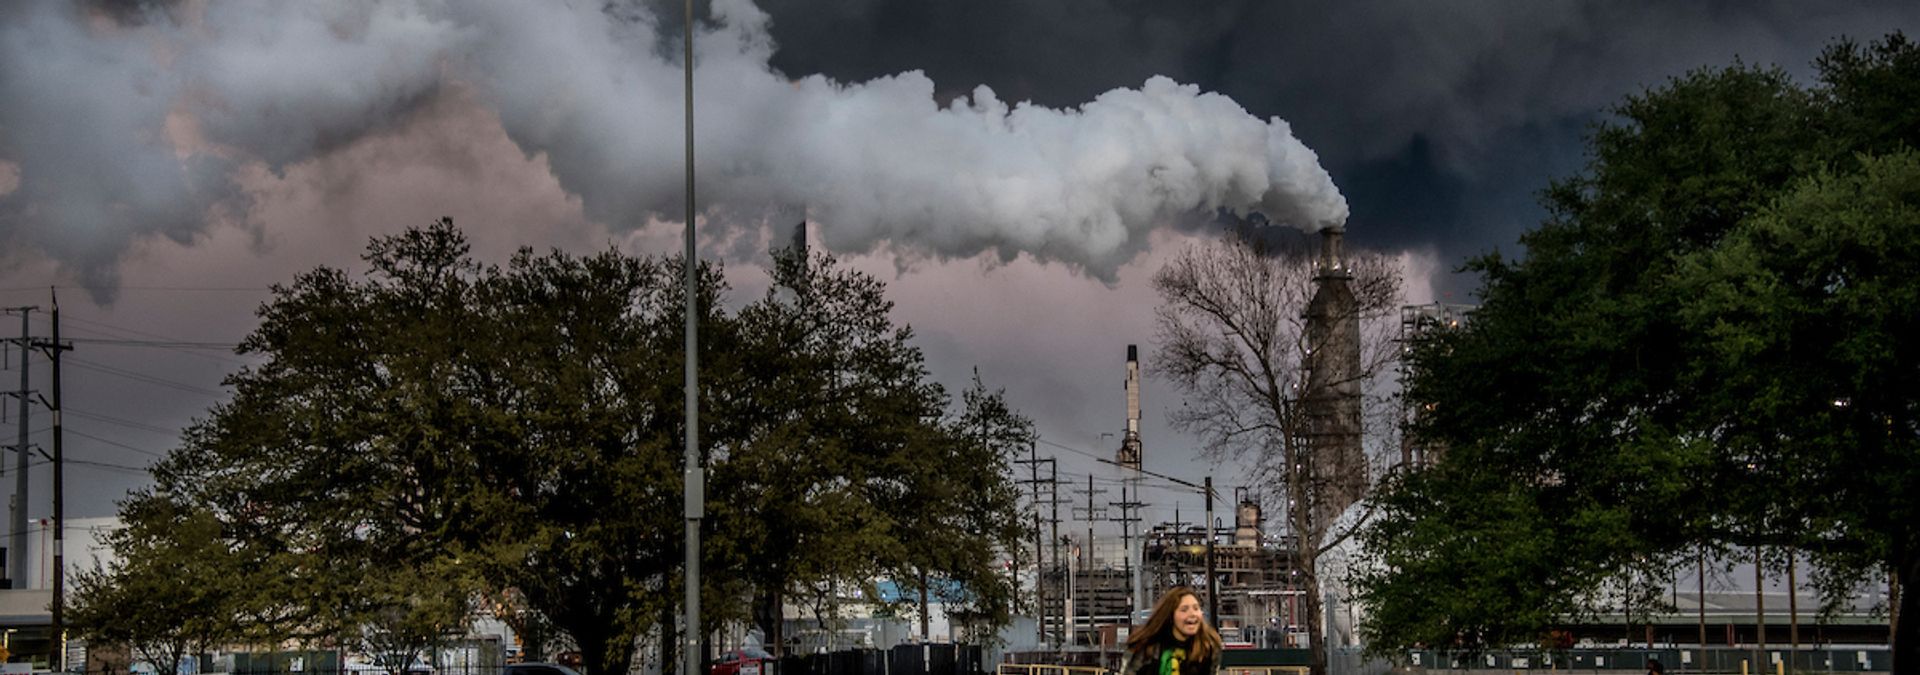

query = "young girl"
[[1119, 587, 1223, 675]]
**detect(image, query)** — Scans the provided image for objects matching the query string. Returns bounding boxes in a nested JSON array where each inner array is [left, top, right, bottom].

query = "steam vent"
[[1301, 228, 1368, 530]]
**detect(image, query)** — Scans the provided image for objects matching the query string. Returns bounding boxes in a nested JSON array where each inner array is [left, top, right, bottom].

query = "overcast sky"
[[2, 0, 1918, 582]]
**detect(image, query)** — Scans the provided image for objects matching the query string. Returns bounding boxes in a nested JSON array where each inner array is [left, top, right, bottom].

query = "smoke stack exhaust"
[[1316, 227, 1348, 279], [1119, 345, 1143, 470]]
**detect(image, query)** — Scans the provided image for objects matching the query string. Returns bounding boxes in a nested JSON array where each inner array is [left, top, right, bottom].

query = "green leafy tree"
[[106, 221, 1029, 675], [883, 372, 1034, 643], [711, 248, 1028, 652], [712, 246, 929, 653], [1356, 33, 1920, 671], [470, 243, 723, 675], [69, 498, 251, 675], [353, 559, 479, 675], [1679, 149, 1920, 664], [149, 221, 719, 675]]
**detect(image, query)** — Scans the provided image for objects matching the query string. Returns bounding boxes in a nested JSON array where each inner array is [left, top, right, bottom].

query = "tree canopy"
[[1354, 32, 1920, 671], [71, 220, 1032, 675]]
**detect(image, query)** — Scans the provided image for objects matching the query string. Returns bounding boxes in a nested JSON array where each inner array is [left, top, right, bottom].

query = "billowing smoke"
[[0, 0, 1346, 297], [0, 2, 248, 292]]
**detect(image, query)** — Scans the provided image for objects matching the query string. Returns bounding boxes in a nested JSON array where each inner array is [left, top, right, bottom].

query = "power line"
[[38, 314, 251, 367], [64, 428, 167, 458], [1051, 466, 1196, 495], [64, 457, 151, 474], [66, 338, 239, 350], [62, 408, 180, 435], [25, 455, 152, 473], [0, 286, 268, 293], [1036, 435, 1111, 463], [64, 357, 226, 397]]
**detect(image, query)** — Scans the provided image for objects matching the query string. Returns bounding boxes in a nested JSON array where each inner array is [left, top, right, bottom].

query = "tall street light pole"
[[681, 2, 704, 675]]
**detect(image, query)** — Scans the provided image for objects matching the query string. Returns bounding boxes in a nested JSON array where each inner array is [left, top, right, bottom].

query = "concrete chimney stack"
[[1119, 345, 1143, 470], [1316, 227, 1348, 279], [1303, 227, 1367, 532]]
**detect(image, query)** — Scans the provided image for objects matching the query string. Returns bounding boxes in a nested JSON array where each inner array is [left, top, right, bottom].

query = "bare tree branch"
[[1150, 230, 1402, 675]]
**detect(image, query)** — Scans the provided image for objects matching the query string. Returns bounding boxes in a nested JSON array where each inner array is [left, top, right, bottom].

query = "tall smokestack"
[[1316, 228, 1347, 280], [1119, 345, 1143, 470], [1302, 227, 1366, 532]]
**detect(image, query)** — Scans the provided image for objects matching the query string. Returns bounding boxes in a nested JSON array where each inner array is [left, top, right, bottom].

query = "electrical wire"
[[0, 285, 268, 293], [37, 313, 252, 368], [66, 338, 239, 350], [64, 457, 153, 474], [64, 357, 226, 397], [62, 408, 178, 435], [1033, 436, 1212, 495], [64, 427, 167, 458], [20, 455, 152, 474]]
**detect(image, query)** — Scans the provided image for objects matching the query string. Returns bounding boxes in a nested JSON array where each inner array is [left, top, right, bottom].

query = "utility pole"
[[39, 294, 70, 668], [5, 306, 33, 591], [1111, 478, 1145, 614], [1070, 474, 1107, 645], [1015, 446, 1058, 647], [1048, 461, 1062, 650], [1052, 458, 1067, 648], [1071, 475, 1107, 573], [1204, 476, 1216, 624], [1017, 445, 1043, 644], [1098, 457, 1217, 626], [1067, 543, 1077, 650]]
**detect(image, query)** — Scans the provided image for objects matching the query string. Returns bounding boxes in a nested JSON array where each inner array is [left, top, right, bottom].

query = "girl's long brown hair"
[[1125, 587, 1222, 665]]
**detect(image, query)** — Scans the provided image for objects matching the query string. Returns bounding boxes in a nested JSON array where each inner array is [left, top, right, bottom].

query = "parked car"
[[708, 649, 769, 675]]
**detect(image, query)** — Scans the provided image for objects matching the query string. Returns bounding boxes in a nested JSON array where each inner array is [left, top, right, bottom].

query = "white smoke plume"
[[0, 0, 1347, 296]]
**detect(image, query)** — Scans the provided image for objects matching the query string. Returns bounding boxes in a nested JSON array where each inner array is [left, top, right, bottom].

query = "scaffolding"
[[1138, 510, 1305, 648]]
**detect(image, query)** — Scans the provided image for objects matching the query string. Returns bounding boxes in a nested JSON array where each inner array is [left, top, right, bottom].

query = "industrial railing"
[[1223, 667, 1312, 675], [995, 664, 1111, 675], [997, 664, 1309, 675]]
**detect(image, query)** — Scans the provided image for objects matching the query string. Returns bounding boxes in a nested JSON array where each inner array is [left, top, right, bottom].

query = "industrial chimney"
[[1119, 345, 1143, 470], [1301, 228, 1367, 532]]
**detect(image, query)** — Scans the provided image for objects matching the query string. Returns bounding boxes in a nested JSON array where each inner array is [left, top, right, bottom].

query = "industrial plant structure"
[[1140, 499, 1304, 647], [1395, 302, 1474, 469], [1033, 229, 1365, 652]]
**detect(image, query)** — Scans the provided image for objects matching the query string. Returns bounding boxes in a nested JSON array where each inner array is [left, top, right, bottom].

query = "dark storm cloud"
[[0, 3, 248, 301], [752, 0, 1920, 286], [753, 0, 1240, 107]]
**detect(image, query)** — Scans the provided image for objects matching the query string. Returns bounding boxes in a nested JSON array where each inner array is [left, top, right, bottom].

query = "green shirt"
[[1159, 646, 1187, 675]]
